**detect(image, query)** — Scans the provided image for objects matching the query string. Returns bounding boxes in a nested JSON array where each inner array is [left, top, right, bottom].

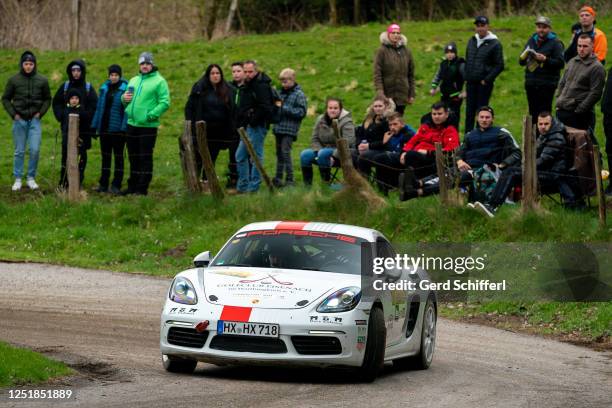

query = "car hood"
[[200, 266, 360, 309]]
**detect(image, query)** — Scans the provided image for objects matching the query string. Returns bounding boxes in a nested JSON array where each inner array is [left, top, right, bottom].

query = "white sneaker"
[[474, 201, 496, 218], [466, 202, 475, 208], [26, 177, 39, 190], [12, 179, 22, 191]]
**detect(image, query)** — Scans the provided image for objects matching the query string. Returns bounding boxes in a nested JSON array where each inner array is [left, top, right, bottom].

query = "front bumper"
[[160, 304, 369, 368]]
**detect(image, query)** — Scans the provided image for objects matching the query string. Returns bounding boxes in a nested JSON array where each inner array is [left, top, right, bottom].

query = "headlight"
[[317, 286, 361, 313], [169, 277, 198, 305]]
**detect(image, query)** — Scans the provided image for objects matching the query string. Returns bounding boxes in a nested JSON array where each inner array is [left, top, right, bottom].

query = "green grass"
[[0, 15, 610, 343], [0, 341, 73, 387]]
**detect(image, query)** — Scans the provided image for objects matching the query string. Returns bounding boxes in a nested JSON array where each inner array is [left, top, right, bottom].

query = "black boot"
[[301, 166, 313, 186], [320, 167, 332, 183]]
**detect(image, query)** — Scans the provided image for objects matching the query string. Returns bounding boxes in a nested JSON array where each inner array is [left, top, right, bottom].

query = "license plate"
[[217, 320, 280, 338]]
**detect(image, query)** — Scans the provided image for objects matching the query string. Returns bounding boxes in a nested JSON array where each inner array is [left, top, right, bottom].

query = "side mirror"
[[193, 251, 212, 268]]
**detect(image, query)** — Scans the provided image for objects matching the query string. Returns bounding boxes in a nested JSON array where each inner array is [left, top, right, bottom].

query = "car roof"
[[236, 221, 383, 241]]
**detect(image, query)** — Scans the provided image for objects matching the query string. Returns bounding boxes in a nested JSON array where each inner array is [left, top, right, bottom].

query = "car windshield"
[[211, 230, 367, 275]]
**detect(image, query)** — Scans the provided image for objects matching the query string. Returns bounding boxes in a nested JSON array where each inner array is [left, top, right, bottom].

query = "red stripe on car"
[[220, 306, 252, 322], [275, 221, 308, 230]]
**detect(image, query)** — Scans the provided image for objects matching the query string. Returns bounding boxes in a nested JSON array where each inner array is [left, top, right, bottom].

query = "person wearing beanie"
[[91, 64, 129, 194], [519, 16, 565, 124], [374, 23, 415, 115], [58, 88, 89, 189], [2, 51, 51, 191], [121, 51, 170, 195], [430, 42, 465, 130], [564, 6, 607, 64], [464, 16, 505, 132]]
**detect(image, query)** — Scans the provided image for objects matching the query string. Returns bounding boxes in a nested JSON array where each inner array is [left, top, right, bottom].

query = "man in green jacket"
[[2, 51, 51, 191], [121, 52, 170, 195]]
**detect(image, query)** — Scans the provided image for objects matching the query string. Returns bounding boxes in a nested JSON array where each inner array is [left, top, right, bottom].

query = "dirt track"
[[0, 262, 610, 408]]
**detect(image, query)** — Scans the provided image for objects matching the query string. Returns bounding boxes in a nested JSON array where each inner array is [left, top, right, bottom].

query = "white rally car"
[[160, 221, 436, 381]]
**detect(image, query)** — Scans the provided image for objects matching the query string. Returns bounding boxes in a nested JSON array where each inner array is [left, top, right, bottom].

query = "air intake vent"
[[291, 336, 342, 355], [209, 335, 288, 354], [167, 327, 209, 348]]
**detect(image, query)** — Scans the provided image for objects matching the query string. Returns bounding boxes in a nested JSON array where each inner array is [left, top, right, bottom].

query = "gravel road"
[[0, 262, 610, 408]]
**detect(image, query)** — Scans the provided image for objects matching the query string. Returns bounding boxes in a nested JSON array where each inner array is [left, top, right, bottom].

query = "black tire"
[[355, 306, 386, 382], [393, 296, 436, 370], [162, 354, 197, 374]]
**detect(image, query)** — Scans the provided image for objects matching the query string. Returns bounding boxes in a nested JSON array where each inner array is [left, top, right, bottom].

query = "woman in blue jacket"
[[91, 65, 128, 194]]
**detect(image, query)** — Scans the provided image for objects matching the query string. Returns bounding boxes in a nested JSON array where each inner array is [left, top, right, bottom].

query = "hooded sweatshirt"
[[465, 31, 505, 83], [2, 51, 51, 120], [52, 59, 98, 130], [374, 32, 415, 104], [122, 66, 170, 128]]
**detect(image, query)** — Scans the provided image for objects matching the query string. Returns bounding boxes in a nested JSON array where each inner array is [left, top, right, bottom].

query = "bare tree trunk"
[[70, 0, 80, 51], [486, 0, 496, 18], [425, 0, 434, 20], [329, 0, 338, 25], [197, 0, 207, 38], [206, 0, 220, 40], [224, 0, 238, 35], [353, 0, 361, 25]]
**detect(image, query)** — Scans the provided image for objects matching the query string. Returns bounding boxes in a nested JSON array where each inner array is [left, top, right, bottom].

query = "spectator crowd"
[[2, 5, 611, 216]]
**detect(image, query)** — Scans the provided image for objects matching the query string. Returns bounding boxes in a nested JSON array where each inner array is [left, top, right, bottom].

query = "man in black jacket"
[[464, 16, 505, 132], [235, 60, 274, 193], [473, 112, 580, 217], [52, 59, 98, 160], [2, 51, 51, 191], [519, 16, 565, 124]]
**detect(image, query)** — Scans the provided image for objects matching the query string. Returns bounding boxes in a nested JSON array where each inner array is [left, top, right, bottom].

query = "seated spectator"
[[352, 96, 394, 176], [365, 112, 416, 193], [473, 112, 583, 217], [300, 98, 355, 185], [455, 106, 522, 201], [396, 102, 460, 201]]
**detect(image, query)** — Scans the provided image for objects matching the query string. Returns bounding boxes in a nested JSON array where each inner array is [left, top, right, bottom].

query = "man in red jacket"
[[397, 102, 459, 200]]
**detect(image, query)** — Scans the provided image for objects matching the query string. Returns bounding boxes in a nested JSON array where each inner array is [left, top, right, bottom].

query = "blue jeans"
[[236, 126, 267, 192], [12, 118, 42, 179], [300, 148, 335, 168]]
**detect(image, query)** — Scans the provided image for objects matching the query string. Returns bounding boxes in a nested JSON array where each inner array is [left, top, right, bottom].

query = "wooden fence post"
[[179, 120, 201, 192], [237, 127, 274, 192], [593, 145, 607, 227], [331, 119, 386, 209], [70, 0, 80, 51], [522, 116, 538, 212], [435, 142, 449, 206], [196, 121, 224, 200], [67, 113, 80, 201]]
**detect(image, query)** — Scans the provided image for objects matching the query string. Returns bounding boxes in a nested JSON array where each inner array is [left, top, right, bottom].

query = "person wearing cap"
[[374, 23, 415, 115], [91, 64, 129, 194], [564, 6, 607, 64], [430, 42, 465, 130], [121, 52, 170, 196], [519, 16, 565, 124], [464, 16, 504, 133], [455, 106, 521, 202], [2, 51, 51, 191], [556, 33, 605, 131]]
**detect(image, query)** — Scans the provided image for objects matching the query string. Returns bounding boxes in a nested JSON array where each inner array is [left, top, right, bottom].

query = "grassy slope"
[[0, 15, 609, 342], [0, 341, 72, 387]]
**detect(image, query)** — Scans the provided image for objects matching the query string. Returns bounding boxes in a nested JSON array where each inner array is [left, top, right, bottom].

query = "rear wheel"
[[162, 354, 197, 374], [355, 306, 386, 382], [393, 296, 436, 370]]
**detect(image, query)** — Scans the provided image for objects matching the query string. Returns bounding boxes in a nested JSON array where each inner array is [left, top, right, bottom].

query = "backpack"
[[472, 164, 501, 203], [64, 80, 91, 95]]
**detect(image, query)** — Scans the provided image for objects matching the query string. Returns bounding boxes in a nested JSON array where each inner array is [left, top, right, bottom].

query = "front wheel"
[[355, 306, 386, 382], [394, 296, 436, 370], [162, 354, 197, 374]]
